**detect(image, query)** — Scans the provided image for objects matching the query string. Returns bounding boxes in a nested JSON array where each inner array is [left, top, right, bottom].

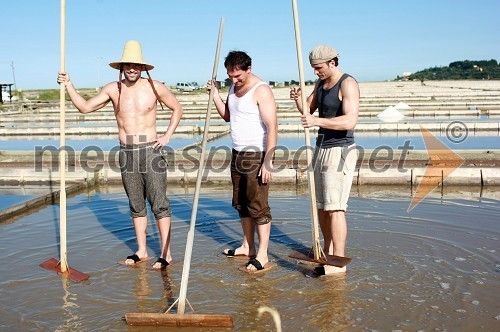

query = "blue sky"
[[1, 0, 499, 90]]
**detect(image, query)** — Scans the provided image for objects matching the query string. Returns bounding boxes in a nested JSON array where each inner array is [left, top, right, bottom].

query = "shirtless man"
[[57, 40, 183, 270]]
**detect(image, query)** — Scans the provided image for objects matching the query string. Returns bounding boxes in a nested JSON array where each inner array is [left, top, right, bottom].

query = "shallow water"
[[280, 115, 494, 124], [1, 133, 497, 152], [1, 118, 499, 151], [0, 135, 204, 151], [0, 186, 59, 211], [0, 184, 499, 331], [207, 132, 500, 151], [0, 194, 39, 210]]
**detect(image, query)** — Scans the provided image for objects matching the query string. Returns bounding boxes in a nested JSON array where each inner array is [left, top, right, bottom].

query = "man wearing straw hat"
[[207, 50, 278, 272], [290, 45, 359, 275], [57, 40, 183, 270]]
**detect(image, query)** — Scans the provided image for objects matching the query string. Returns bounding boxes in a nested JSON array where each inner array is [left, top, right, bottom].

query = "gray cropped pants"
[[119, 142, 171, 220]]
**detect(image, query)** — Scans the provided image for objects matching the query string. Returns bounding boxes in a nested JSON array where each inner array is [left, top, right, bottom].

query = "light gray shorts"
[[313, 144, 358, 211]]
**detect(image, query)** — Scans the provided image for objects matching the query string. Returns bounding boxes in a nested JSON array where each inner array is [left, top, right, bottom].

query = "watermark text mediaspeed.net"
[[32, 122, 468, 211]]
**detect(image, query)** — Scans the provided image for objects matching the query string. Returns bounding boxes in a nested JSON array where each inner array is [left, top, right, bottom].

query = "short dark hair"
[[224, 51, 252, 71], [331, 57, 339, 67]]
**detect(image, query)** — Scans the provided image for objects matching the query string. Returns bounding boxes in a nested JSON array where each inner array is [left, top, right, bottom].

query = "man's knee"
[[130, 209, 147, 218], [152, 206, 172, 220], [235, 205, 251, 219], [325, 210, 346, 219], [254, 216, 272, 225]]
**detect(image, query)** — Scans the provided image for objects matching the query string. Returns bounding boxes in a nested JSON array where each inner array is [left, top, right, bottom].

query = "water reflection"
[[130, 265, 174, 315], [133, 266, 153, 302], [301, 274, 351, 332], [56, 276, 83, 332]]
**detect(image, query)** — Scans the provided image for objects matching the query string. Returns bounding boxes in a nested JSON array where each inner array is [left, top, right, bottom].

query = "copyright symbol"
[[446, 121, 468, 143]]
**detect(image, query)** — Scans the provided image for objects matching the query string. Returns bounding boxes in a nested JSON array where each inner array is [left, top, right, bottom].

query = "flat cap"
[[309, 45, 339, 65]]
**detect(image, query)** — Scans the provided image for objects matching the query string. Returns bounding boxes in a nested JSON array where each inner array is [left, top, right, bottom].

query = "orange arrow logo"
[[408, 126, 465, 211]]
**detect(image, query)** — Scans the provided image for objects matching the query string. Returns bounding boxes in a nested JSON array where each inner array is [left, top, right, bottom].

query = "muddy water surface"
[[1, 185, 499, 331]]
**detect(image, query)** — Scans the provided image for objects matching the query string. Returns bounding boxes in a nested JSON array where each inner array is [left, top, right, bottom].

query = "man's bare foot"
[[223, 246, 255, 257]]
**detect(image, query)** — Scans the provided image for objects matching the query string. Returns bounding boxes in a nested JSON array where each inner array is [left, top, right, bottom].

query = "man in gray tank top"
[[290, 45, 359, 275]]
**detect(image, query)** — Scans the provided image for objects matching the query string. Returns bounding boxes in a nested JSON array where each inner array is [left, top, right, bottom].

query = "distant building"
[[0, 83, 15, 103]]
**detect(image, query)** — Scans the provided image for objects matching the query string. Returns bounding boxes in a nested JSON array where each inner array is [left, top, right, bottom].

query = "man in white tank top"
[[207, 51, 277, 272]]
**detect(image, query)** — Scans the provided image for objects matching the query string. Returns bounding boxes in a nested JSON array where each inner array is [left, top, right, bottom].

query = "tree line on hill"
[[396, 59, 500, 80]]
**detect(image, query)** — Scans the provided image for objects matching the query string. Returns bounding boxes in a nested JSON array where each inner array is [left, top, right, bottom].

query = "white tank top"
[[228, 81, 268, 151]]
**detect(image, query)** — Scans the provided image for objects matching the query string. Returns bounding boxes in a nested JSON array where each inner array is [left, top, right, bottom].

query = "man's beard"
[[124, 71, 140, 82]]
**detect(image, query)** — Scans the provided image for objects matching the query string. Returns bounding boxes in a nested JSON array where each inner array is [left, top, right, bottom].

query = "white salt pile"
[[377, 106, 405, 120], [394, 102, 411, 110]]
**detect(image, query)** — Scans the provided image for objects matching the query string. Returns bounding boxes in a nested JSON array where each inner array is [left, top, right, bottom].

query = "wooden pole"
[[291, 0, 322, 260], [39, 0, 88, 283], [176, 17, 225, 315], [59, 0, 68, 273]]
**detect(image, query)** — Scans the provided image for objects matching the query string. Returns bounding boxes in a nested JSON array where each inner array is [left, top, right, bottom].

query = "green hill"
[[397, 59, 500, 80]]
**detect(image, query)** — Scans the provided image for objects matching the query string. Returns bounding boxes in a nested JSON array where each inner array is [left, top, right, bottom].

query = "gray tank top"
[[315, 73, 355, 148]]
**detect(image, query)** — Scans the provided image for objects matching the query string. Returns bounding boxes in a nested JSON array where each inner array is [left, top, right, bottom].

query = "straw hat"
[[109, 40, 154, 70]]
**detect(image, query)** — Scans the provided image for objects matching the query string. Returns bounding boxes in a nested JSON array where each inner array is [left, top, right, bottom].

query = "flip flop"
[[302, 265, 326, 278], [223, 249, 238, 257], [222, 248, 254, 258], [117, 254, 152, 266], [238, 258, 276, 274], [313, 266, 325, 276], [147, 258, 179, 271], [305, 265, 346, 278]]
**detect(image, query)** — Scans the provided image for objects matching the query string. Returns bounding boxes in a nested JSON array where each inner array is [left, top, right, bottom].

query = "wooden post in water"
[[291, 0, 322, 260], [39, 0, 89, 283], [59, 0, 68, 274]]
